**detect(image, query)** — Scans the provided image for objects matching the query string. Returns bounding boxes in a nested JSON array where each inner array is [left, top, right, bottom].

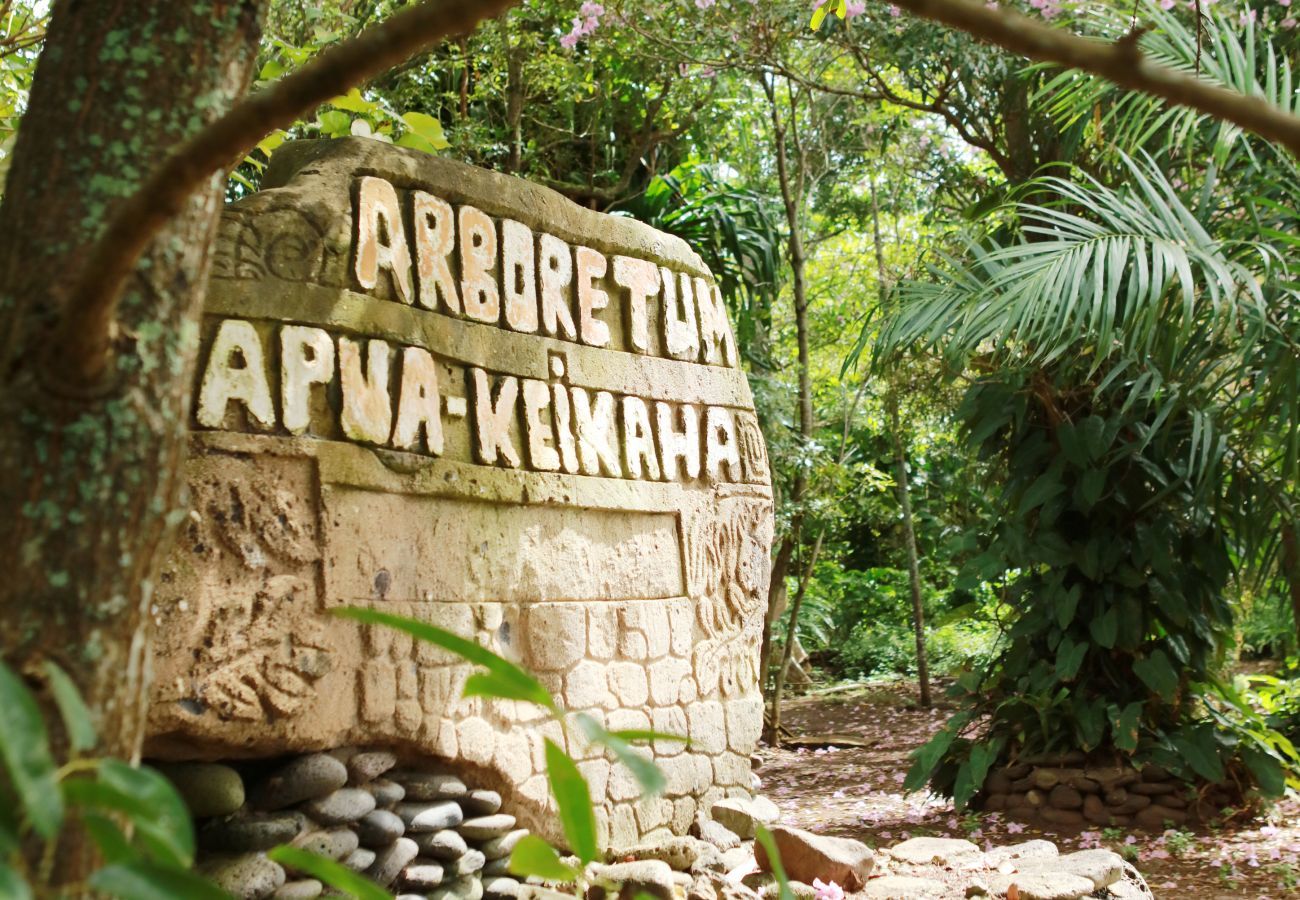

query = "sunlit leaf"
[[544, 738, 598, 864], [0, 659, 62, 838]]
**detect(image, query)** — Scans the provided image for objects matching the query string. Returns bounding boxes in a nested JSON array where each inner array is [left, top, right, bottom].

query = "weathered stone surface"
[[694, 816, 741, 851], [1020, 849, 1124, 889], [861, 875, 946, 898], [711, 797, 779, 839], [344, 847, 377, 872], [754, 825, 874, 891], [459, 813, 517, 840], [200, 853, 287, 900], [591, 859, 677, 900], [290, 828, 359, 863], [357, 809, 406, 847], [366, 837, 420, 887], [301, 787, 376, 824], [463, 789, 504, 815], [448, 849, 487, 876], [369, 779, 406, 807], [430, 876, 486, 900], [400, 861, 445, 889], [146, 138, 774, 849], [397, 800, 465, 833], [619, 836, 715, 872], [985, 872, 1094, 900], [416, 828, 471, 860], [200, 812, 309, 852], [479, 829, 527, 860], [252, 755, 349, 810], [271, 880, 323, 900], [482, 876, 523, 899], [983, 840, 1058, 868], [159, 763, 246, 818], [888, 837, 981, 867], [395, 772, 468, 801]]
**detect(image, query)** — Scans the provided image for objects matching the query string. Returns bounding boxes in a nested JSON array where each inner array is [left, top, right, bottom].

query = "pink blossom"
[[1240, 6, 1257, 22], [579, 1, 604, 15], [846, 0, 867, 15], [811, 880, 843, 900], [1160, 0, 1176, 8], [1279, 0, 1291, 6], [888, 4, 902, 15], [696, 0, 716, 8], [1006, 821, 1026, 834], [559, 32, 578, 49]]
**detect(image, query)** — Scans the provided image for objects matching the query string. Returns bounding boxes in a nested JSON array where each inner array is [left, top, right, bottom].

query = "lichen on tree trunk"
[[0, 0, 266, 780]]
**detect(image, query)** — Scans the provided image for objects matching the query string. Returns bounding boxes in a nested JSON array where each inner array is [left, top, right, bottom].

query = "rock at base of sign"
[[754, 825, 874, 891], [397, 800, 465, 832], [271, 879, 323, 900], [394, 771, 469, 801], [479, 829, 526, 860], [290, 828, 358, 863], [366, 837, 420, 887], [447, 849, 487, 878], [368, 778, 406, 808], [348, 751, 398, 784], [483, 876, 523, 900], [158, 763, 247, 818], [429, 875, 486, 900], [482, 856, 513, 877], [459, 814, 517, 841], [358, 809, 406, 847], [200, 853, 287, 900], [416, 828, 470, 860], [709, 796, 779, 840], [399, 861, 445, 890], [985, 872, 1096, 900], [200, 812, 309, 852], [462, 789, 504, 815], [301, 787, 376, 825], [344, 847, 376, 872], [590, 860, 677, 900], [252, 754, 349, 810]]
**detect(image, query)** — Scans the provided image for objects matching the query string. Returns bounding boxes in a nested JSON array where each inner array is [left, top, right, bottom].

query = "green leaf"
[[507, 834, 581, 882], [1077, 469, 1106, 509], [90, 862, 232, 900], [259, 57, 286, 81], [0, 864, 31, 900], [400, 112, 449, 151], [754, 827, 795, 900], [267, 847, 390, 900], [318, 110, 350, 137], [1171, 727, 1224, 784], [903, 725, 958, 792], [574, 714, 666, 796], [1089, 608, 1119, 649], [334, 608, 557, 713], [1110, 702, 1143, 752], [544, 738, 598, 864], [1055, 636, 1087, 681], [43, 661, 96, 753], [396, 132, 440, 155], [809, 5, 829, 29], [1055, 584, 1080, 630], [330, 87, 375, 113], [98, 760, 195, 868], [1021, 471, 1065, 511], [83, 812, 139, 865], [0, 659, 62, 838], [1133, 650, 1179, 697], [1241, 746, 1285, 797], [952, 739, 1001, 809]]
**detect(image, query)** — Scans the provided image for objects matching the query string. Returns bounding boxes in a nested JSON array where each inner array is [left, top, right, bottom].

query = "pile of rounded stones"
[[157, 748, 528, 900], [511, 795, 1151, 900], [977, 753, 1223, 830]]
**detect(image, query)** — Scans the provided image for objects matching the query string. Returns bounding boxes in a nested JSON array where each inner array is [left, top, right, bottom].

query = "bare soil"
[[757, 681, 1300, 899]]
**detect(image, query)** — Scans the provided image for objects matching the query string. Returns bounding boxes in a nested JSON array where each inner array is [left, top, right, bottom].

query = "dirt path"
[[756, 682, 1300, 899]]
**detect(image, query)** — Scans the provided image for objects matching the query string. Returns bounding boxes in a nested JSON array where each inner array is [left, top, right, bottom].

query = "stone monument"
[[146, 138, 774, 853]]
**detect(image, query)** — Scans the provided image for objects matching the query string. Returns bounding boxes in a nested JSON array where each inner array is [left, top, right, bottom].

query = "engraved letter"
[[661, 268, 700, 361], [412, 190, 461, 313], [470, 367, 520, 467], [622, 396, 661, 480], [575, 246, 611, 348], [656, 401, 700, 481], [571, 387, 621, 477], [339, 337, 393, 444], [354, 176, 412, 303], [392, 346, 444, 455], [696, 278, 738, 367], [539, 233, 577, 340], [197, 318, 275, 430], [551, 382, 580, 474], [502, 219, 539, 333], [522, 379, 561, 471], [459, 205, 500, 323], [612, 256, 658, 353], [281, 326, 336, 435], [705, 406, 741, 482]]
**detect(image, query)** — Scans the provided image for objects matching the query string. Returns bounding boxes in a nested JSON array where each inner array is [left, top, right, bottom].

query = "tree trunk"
[[760, 533, 796, 701], [889, 396, 931, 707], [0, 0, 265, 842], [1280, 523, 1300, 652], [770, 529, 825, 744], [500, 14, 523, 174]]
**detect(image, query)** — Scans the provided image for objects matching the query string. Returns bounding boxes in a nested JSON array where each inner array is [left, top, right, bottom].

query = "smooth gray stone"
[[272, 880, 323, 899], [394, 771, 469, 801], [358, 809, 407, 847], [414, 828, 469, 860], [483, 876, 523, 900], [482, 857, 512, 877], [447, 849, 486, 877], [200, 853, 287, 900], [348, 751, 398, 784], [291, 828, 359, 862], [458, 814, 516, 841], [302, 788, 376, 825], [429, 875, 485, 900], [366, 837, 420, 887], [400, 861, 446, 889], [253, 754, 348, 810], [200, 812, 310, 852], [369, 778, 406, 807], [397, 800, 464, 832], [158, 762, 246, 818], [344, 847, 376, 872], [480, 829, 527, 861], [461, 789, 502, 815]]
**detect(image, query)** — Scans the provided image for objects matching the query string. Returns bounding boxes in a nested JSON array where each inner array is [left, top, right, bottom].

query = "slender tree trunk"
[[760, 533, 796, 700], [0, 0, 265, 879], [770, 529, 825, 742], [1280, 524, 1300, 652], [889, 396, 931, 707], [459, 37, 471, 119], [500, 14, 523, 174]]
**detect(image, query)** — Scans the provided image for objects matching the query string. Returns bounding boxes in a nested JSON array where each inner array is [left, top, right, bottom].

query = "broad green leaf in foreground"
[[508, 834, 581, 882], [0, 659, 62, 838], [267, 847, 391, 900], [544, 738, 598, 864]]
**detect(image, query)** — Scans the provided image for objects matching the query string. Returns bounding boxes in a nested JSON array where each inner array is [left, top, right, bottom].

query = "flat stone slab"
[[396, 801, 465, 833], [1019, 849, 1124, 889], [862, 875, 947, 899], [986, 872, 1095, 900], [888, 837, 982, 867], [459, 813, 517, 841]]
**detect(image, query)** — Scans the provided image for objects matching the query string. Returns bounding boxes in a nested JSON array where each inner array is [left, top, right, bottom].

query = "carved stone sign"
[[147, 138, 773, 849]]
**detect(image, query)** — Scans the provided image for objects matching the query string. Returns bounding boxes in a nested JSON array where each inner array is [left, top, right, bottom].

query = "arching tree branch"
[[886, 0, 1300, 157], [50, 0, 517, 391]]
